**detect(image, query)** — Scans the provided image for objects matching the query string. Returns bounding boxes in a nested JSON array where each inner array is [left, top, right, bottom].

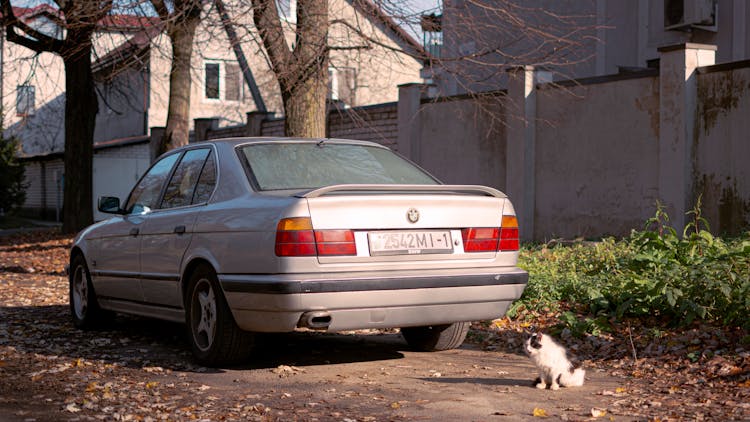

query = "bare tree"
[[252, 0, 329, 137], [424, 0, 599, 96], [150, 0, 204, 155], [2, 0, 114, 233]]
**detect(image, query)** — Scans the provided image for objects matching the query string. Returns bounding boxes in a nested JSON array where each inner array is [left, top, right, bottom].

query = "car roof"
[[192, 137, 389, 149]]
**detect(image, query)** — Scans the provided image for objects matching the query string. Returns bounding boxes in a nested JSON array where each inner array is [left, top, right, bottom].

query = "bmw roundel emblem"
[[407, 208, 420, 223]]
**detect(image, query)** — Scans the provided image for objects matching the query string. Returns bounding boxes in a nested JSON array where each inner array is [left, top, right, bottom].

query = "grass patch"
[[510, 203, 750, 335]]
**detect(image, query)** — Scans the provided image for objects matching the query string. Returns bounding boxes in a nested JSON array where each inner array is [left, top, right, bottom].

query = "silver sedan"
[[70, 138, 528, 365]]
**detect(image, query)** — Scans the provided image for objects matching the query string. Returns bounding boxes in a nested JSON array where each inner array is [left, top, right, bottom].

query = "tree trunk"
[[157, 15, 201, 156], [253, 0, 329, 138], [282, 69, 327, 137], [62, 35, 97, 234]]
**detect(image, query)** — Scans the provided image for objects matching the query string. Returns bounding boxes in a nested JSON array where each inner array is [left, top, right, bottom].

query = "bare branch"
[[252, 0, 293, 86], [1, 1, 65, 53], [150, 0, 171, 23], [328, 45, 372, 51]]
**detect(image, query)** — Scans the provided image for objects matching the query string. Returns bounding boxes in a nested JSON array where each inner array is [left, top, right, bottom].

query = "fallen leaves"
[[272, 365, 306, 377], [475, 313, 750, 421], [532, 407, 548, 417], [590, 407, 607, 417]]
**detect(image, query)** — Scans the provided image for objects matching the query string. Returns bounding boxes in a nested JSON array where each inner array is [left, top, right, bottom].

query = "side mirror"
[[98, 196, 123, 214]]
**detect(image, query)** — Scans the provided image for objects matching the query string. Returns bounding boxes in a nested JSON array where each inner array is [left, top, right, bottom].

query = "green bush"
[[0, 135, 26, 216], [510, 202, 750, 333]]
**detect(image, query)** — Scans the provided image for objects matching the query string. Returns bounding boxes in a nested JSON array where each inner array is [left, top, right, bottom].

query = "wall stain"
[[634, 77, 661, 139], [695, 174, 750, 236], [697, 71, 746, 134]]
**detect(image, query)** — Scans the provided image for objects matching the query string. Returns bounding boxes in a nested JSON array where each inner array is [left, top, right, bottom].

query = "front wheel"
[[185, 265, 253, 366], [69, 254, 110, 329], [401, 322, 470, 351]]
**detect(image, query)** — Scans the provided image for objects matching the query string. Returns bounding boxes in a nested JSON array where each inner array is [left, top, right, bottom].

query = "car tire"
[[185, 265, 253, 366], [401, 322, 470, 351], [69, 254, 110, 329]]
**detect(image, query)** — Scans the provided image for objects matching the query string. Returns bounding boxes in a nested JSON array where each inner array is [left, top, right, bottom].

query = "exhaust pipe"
[[298, 311, 332, 330]]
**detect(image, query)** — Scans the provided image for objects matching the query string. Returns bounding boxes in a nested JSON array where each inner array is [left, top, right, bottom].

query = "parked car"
[[69, 138, 528, 365]]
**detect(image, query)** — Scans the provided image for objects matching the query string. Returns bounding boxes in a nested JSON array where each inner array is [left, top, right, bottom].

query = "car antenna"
[[317, 139, 326, 147]]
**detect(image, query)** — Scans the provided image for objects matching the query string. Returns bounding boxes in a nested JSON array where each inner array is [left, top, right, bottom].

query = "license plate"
[[368, 231, 453, 256]]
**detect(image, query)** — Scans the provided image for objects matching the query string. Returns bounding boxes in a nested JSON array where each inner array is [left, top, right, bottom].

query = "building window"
[[205, 61, 244, 101], [225, 62, 241, 101], [328, 67, 356, 106], [205, 63, 220, 99], [17, 85, 35, 116]]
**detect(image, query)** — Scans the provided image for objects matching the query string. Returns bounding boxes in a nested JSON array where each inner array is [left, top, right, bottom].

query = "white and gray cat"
[[524, 332, 585, 390]]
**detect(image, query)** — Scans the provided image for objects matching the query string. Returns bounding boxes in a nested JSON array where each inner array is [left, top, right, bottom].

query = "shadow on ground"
[[0, 304, 408, 373]]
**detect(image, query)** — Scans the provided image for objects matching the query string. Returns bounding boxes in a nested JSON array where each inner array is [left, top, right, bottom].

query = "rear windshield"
[[240, 142, 438, 191]]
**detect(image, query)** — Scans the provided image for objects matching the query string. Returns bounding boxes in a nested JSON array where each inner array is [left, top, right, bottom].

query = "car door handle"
[[174, 225, 186, 234], [129, 228, 139, 236]]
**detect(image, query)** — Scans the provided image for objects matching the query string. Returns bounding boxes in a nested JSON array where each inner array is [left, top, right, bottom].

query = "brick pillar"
[[658, 43, 715, 233], [245, 111, 273, 137], [149, 126, 165, 163], [194, 118, 219, 143]]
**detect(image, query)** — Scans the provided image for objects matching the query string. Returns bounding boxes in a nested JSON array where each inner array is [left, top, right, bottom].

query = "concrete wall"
[[416, 97, 506, 187], [694, 64, 750, 234], [534, 75, 660, 239], [404, 44, 749, 239]]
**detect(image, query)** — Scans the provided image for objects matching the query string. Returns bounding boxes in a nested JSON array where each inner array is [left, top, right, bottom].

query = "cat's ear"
[[528, 331, 543, 349]]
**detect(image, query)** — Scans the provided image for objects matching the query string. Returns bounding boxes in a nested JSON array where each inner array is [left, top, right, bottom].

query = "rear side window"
[[240, 143, 437, 191], [161, 148, 211, 209], [192, 150, 217, 204]]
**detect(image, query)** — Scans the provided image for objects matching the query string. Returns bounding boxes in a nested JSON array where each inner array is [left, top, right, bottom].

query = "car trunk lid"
[[301, 185, 513, 267]]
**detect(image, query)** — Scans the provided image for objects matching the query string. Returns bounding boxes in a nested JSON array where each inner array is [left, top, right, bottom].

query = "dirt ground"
[[0, 230, 748, 421]]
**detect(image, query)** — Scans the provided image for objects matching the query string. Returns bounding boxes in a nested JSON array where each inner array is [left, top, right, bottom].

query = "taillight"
[[461, 215, 520, 253], [275, 217, 316, 256], [275, 218, 356, 257], [499, 215, 519, 251], [461, 227, 500, 252], [315, 230, 356, 256]]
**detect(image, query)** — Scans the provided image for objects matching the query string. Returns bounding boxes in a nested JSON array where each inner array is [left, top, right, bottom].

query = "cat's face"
[[524, 332, 544, 356]]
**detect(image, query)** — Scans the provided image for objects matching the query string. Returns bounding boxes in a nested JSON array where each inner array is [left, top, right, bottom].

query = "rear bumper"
[[219, 267, 528, 332]]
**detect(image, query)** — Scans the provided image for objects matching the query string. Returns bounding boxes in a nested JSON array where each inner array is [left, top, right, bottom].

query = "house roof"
[[4, 5, 163, 75], [7, 4, 160, 30], [92, 25, 162, 75], [346, 0, 428, 61], [20, 135, 150, 162]]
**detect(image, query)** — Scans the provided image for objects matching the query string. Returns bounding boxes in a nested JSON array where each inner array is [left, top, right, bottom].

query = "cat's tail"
[[561, 367, 585, 387]]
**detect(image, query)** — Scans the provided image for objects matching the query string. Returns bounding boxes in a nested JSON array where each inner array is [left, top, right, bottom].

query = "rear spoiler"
[[299, 184, 507, 198]]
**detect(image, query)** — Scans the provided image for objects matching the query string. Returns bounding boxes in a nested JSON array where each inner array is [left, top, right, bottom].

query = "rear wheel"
[[69, 254, 110, 329], [185, 265, 253, 366], [401, 322, 470, 351]]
